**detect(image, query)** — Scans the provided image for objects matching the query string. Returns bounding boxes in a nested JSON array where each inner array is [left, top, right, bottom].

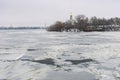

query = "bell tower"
[[69, 13, 74, 25], [70, 13, 73, 21]]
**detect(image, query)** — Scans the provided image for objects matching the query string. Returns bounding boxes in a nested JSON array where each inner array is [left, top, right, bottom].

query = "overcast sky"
[[0, 0, 120, 27]]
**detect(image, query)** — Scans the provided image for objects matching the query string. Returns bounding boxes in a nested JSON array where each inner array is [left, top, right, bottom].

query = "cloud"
[[0, 0, 120, 26]]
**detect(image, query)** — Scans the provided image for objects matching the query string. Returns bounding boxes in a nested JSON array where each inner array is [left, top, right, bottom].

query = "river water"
[[0, 30, 120, 80]]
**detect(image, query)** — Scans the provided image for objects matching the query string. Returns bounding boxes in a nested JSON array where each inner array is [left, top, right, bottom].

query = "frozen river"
[[0, 30, 120, 80]]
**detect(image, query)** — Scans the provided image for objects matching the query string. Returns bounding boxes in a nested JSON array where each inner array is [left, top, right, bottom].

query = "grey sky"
[[0, 0, 120, 27]]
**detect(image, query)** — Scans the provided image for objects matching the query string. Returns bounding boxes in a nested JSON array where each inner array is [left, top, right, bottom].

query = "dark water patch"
[[82, 63, 89, 67], [20, 59, 31, 62], [32, 58, 55, 65], [5, 60, 17, 62], [27, 49, 38, 51], [65, 59, 95, 65], [4, 48, 10, 49], [61, 53, 70, 56], [19, 58, 55, 65], [57, 57, 62, 59], [78, 43, 91, 45], [56, 65, 62, 68], [64, 69, 72, 72], [0, 48, 10, 50], [0, 58, 55, 66], [78, 53, 82, 55], [0, 60, 18, 62]]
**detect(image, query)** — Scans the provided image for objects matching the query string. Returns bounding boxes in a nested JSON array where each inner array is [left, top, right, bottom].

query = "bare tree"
[[47, 21, 65, 32], [47, 14, 120, 32], [75, 15, 88, 31]]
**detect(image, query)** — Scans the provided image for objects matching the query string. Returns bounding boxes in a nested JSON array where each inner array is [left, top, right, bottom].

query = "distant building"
[[65, 13, 76, 32], [69, 13, 75, 25]]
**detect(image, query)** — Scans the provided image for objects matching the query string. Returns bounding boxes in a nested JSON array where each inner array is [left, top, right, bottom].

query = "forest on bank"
[[47, 15, 120, 32]]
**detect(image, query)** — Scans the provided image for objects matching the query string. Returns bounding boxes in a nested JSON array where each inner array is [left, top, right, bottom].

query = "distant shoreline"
[[47, 14, 120, 32], [0, 27, 46, 30]]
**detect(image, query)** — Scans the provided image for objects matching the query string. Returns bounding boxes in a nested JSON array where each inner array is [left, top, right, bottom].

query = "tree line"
[[47, 15, 120, 32]]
